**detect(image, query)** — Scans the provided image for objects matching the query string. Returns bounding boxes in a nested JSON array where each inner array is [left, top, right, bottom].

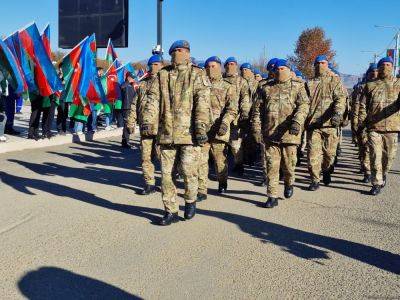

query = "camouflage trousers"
[[307, 128, 339, 183], [140, 137, 160, 186], [160, 145, 201, 213], [229, 125, 245, 166], [265, 142, 297, 198], [198, 142, 228, 194], [260, 142, 268, 181], [368, 131, 398, 186], [357, 130, 370, 175]]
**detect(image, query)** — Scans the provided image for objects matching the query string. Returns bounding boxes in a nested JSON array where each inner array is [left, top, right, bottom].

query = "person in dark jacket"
[[120, 73, 137, 148]]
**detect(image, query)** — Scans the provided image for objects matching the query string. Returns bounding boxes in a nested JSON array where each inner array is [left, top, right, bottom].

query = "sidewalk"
[[0, 105, 125, 154]]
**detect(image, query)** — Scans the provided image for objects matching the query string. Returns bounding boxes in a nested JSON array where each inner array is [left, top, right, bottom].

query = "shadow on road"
[[18, 266, 141, 299]]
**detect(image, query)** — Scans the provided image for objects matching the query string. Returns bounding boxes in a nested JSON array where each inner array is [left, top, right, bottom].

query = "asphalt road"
[[0, 133, 399, 299]]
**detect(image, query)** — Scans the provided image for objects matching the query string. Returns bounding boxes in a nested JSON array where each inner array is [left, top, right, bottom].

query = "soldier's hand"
[[289, 122, 301, 135], [127, 126, 135, 135], [331, 113, 342, 127], [217, 122, 229, 136], [196, 132, 208, 146], [141, 124, 152, 137]]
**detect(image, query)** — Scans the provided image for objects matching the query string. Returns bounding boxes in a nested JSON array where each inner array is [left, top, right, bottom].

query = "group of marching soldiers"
[[126, 39, 400, 226]]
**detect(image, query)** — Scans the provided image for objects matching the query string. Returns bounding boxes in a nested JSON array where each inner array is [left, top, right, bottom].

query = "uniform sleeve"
[[239, 79, 251, 118], [193, 70, 211, 132], [351, 85, 363, 130], [126, 88, 138, 129], [332, 78, 347, 116], [358, 85, 368, 130], [293, 84, 310, 126], [251, 86, 263, 137], [142, 74, 160, 130], [221, 84, 238, 125]]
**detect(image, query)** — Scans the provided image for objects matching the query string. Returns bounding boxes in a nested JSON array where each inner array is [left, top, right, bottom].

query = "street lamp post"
[[152, 0, 164, 56]]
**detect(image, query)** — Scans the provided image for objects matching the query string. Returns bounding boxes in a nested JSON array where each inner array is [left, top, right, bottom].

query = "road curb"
[[0, 128, 123, 154]]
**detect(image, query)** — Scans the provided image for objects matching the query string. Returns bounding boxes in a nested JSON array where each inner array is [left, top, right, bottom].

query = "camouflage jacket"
[[127, 74, 159, 135], [206, 76, 238, 143], [350, 82, 366, 130], [223, 74, 251, 125], [142, 63, 211, 145], [358, 77, 400, 132], [252, 78, 310, 145], [305, 72, 347, 128]]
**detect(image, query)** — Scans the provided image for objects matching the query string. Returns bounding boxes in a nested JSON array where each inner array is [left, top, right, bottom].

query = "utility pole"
[[152, 0, 164, 56], [375, 25, 400, 76], [361, 50, 379, 64]]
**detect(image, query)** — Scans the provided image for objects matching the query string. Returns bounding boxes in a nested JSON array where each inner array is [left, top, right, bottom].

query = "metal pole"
[[157, 0, 163, 50], [395, 31, 400, 76]]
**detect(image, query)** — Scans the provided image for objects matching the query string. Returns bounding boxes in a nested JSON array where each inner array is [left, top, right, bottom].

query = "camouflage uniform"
[[306, 73, 347, 183], [142, 63, 210, 213], [252, 78, 310, 198], [351, 82, 370, 175], [127, 74, 160, 186], [198, 76, 238, 194], [358, 76, 400, 186], [224, 74, 251, 167]]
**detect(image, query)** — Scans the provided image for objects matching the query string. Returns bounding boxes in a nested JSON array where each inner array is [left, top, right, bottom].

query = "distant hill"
[[340, 73, 361, 89]]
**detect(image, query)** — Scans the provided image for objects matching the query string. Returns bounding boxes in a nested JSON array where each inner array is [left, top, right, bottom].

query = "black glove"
[[289, 122, 301, 135], [331, 113, 342, 127], [217, 122, 229, 136], [196, 132, 208, 145], [141, 124, 152, 137]]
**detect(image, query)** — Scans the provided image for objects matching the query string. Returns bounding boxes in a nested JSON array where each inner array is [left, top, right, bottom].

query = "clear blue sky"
[[1, 0, 400, 75]]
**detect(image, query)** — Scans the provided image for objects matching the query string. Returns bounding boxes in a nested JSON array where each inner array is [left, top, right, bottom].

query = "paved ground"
[[0, 132, 399, 299]]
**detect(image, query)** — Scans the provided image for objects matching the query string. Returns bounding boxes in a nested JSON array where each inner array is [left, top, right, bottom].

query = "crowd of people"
[[1, 39, 399, 227]]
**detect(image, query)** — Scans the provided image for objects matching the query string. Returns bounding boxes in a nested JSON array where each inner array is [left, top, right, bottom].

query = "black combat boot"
[[284, 185, 294, 199], [159, 212, 179, 226], [197, 193, 207, 202], [308, 181, 320, 191], [141, 185, 156, 195], [370, 185, 381, 196], [218, 181, 227, 193], [322, 170, 332, 186], [184, 202, 196, 220], [362, 174, 371, 183], [265, 197, 278, 208]]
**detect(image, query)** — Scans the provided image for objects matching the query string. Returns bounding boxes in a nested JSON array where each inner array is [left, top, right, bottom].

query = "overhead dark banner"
[[59, 0, 129, 48]]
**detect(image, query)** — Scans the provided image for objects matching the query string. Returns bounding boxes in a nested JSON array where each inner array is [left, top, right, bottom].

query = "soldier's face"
[[368, 69, 378, 80], [171, 48, 190, 65], [150, 62, 162, 75], [255, 74, 262, 81], [315, 61, 328, 76], [206, 62, 222, 79], [241, 68, 253, 79], [378, 62, 393, 79], [225, 62, 237, 75], [276, 66, 291, 82]]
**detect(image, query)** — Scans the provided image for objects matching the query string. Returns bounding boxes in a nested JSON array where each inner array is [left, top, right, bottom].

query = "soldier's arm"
[[193, 70, 211, 133], [239, 80, 251, 119], [293, 84, 310, 126], [126, 89, 138, 129], [351, 86, 363, 130], [358, 85, 368, 130], [332, 78, 347, 116], [251, 87, 263, 138], [221, 85, 238, 126], [141, 75, 160, 130]]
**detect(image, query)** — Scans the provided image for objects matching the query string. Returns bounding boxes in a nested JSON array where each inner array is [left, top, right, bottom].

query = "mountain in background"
[[340, 73, 361, 89]]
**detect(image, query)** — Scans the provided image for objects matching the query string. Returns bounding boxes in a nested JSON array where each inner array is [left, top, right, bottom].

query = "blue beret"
[[266, 58, 279, 71], [253, 68, 261, 75], [315, 55, 328, 64], [240, 62, 252, 70], [197, 62, 205, 69], [367, 63, 378, 73], [295, 70, 303, 77], [205, 56, 222, 67], [168, 40, 190, 55], [377, 56, 393, 67], [224, 56, 237, 65], [274, 59, 290, 69], [147, 54, 163, 66], [262, 73, 268, 79]]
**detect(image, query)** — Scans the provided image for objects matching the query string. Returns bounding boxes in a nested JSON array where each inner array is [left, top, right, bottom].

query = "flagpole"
[[153, 0, 163, 56]]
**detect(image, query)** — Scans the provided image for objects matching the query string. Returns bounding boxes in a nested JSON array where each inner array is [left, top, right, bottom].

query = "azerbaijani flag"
[[0, 39, 25, 94], [19, 22, 63, 96], [116, 62, 137, 84], [105, 38, 121, 67], [4, 31, 36, 92], [41, 24, 51, 59], [102, 59, 121, 102]]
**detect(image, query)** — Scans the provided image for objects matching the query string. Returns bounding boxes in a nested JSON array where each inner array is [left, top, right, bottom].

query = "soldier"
[[224, 57, 251, 176], [306, 55, 347, 191], [127, 54, 163, 195], [141, 40, 210, 225], [252, 59, 309, 207], [351, 63, 378, 183], [358, 56, 400, 195], [241, 63, 258, 98], [254, 69, 263, 82], [197, 56, 238, 201]]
